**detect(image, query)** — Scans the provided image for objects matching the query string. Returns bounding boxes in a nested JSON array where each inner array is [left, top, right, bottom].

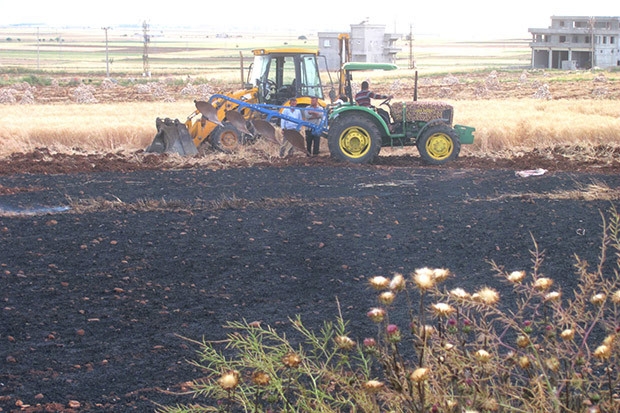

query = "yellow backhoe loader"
[[146, 47, 335, 155]]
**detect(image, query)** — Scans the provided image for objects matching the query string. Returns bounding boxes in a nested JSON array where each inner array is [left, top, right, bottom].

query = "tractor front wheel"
[[211, 123, 242, 153], [327, 114, 381, 164], [417, 124, 461, 165]]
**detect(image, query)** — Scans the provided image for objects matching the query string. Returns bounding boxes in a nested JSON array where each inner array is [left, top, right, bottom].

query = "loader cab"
[[249, 48, 324, 105]]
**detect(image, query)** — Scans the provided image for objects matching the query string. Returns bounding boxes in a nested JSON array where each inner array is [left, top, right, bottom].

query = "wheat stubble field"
[[1, 29, 620, 412]]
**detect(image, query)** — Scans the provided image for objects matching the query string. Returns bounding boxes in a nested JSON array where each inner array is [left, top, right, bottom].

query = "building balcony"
[[529, 41, 593, 49], [529, 27, 619, 36]]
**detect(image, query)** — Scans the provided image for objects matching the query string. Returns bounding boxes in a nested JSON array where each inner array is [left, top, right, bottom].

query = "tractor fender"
[[416, 119, 452, 140], [329, 105, 390, 136]]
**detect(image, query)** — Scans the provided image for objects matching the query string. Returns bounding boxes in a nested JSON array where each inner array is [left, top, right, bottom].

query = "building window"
[[559, 21, 565, 27], [611, 36, 615, 44], [573, 36, 579, 43], [560, 35, 567, 43], [323, 40, 331, 48]]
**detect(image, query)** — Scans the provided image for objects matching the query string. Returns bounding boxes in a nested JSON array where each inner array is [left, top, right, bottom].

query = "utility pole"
[[142, 21, 150, 77], [37, 27, 40, 70], [409, 24, 415, 69], [102, 26, 111, 77], [589, 17, 596, 70]]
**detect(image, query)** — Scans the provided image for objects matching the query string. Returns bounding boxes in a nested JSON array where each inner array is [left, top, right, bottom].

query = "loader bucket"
[[195, 100, 222, 126], [252, 119, 280, 145], [225, 110, 251, 135], [146, 117, 198, 156], [282, 129, 308, 154]]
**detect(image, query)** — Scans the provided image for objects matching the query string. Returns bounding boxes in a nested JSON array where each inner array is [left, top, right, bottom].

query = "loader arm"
[[206, 94, 329, 136]]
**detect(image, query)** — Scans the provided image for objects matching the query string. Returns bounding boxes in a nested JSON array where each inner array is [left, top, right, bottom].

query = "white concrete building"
[[529, 16, 620, 70], [318, 22, 400, 71]]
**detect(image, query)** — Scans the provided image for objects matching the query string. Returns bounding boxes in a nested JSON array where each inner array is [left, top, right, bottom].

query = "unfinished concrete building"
[[529, 16, 620, 70], [318, 21, 400, 71]]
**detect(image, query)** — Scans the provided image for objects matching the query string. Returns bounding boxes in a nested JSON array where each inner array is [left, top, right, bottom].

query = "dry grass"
[[2, 98, 619, 159], [477, 179, 620, 203], [456, 99, 620, 153]]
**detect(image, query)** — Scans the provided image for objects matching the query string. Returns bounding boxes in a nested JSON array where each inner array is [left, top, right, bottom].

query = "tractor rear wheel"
[[211, 123, 242, 153], [417, 124, 461, 165], [327, 113, 381, 164]]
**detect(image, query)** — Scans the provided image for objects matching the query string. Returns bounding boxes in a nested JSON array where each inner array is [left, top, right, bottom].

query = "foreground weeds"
[[160, 208, 620, 413]]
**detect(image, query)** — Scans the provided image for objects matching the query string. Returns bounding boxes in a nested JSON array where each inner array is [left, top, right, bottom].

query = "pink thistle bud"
[[363, 337, 377, 348], [386, 324, 401, 343]]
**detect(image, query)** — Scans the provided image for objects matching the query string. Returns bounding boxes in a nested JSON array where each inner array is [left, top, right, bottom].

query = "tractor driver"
[[354, 81, 393, 107], [355, 80, 393, 125]]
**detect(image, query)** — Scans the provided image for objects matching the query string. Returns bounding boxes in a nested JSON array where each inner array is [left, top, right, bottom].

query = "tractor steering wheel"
[[263, 79, 277, 100], [380, 96, 392, 107]]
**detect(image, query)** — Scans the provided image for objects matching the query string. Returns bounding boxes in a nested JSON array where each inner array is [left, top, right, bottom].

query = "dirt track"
[[2, 150, 620, 411]]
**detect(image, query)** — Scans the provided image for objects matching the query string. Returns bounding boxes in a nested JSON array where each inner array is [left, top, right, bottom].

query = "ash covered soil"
[[1, 150, 620, 412]]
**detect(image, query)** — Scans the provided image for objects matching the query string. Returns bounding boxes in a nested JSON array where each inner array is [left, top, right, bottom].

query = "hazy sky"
[[0, 0, 617, 39]]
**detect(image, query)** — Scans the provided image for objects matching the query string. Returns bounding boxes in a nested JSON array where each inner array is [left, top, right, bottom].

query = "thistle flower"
[[389, 273, 406, 292], [544, 291, 562, 302], [218, 370, 240, 390], [378, 291, 396, 305], [507, 270, 526, 283], [363, 337, 377, 348], [545, 357, 560, 372], [369, 276, 390, 290], [413, 267, 436, 291], [422, 325, 436, 339], [533, 277, 553, 291], [410, 367, 430, 383], [518, 355, 531, 369], [516, 335, 530, 348], [431, 302, 455, 317], [475, 349, 492, 363], [590, 293, 606, 306], [593, 344, 611, 360], [251, 371, 270, 386], [449, 287, 470, 300], [446, 400, 458, 409], [473, 287, 500, 306], [603, 334, 616, 346], [611, 289, 620, 304], [334, 335, 356, 351], [363, 337, 378, 355], [386, 324, 401, 343], [367, 307, 386, 323], [560, 329, 575, 341], [363, 380, 384, 393], [482, 398, 500, 411], [282, 352, 302, 368], [432, 268, 451, 282]]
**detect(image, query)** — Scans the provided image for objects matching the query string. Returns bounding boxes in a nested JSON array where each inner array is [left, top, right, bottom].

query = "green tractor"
[[326, 62, 475, 164]]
